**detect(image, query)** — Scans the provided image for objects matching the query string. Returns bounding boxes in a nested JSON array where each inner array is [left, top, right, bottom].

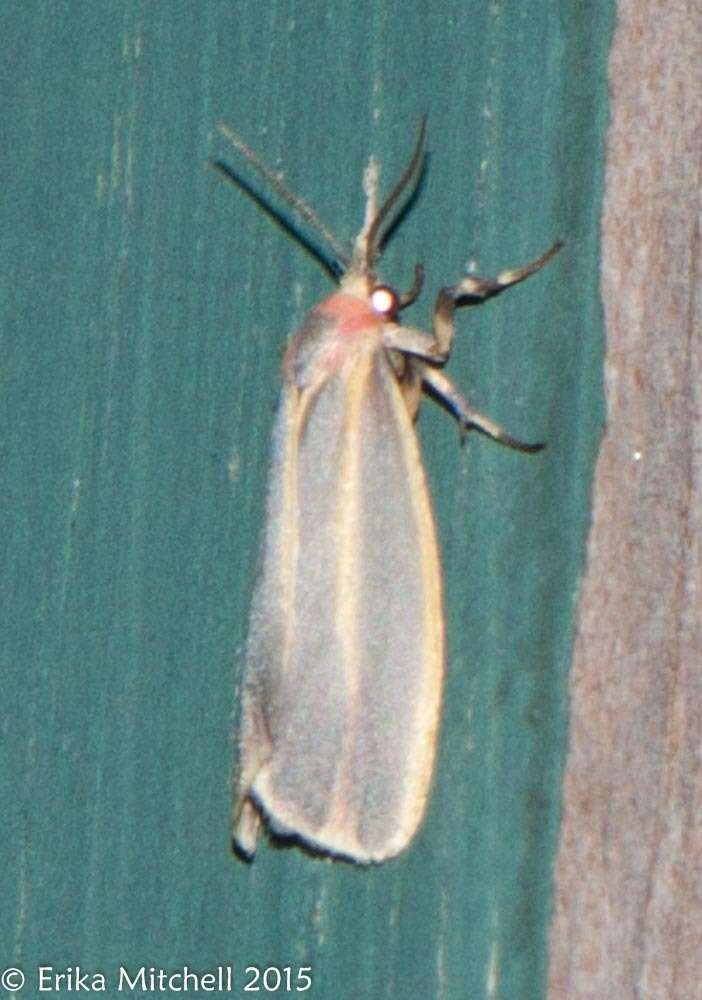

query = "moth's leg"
[[383, 323, 446, 361], [433, 241, 563, 356], [397, 264, 425, 309], [383, 242, 561, 362], [421, 365, 544, 453]]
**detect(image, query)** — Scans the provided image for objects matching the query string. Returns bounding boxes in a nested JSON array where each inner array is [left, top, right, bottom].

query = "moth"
[[216, 119, 561, 863]]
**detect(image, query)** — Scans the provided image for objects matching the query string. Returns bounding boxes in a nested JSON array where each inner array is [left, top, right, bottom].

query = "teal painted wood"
[[0, 2, 613, 998]]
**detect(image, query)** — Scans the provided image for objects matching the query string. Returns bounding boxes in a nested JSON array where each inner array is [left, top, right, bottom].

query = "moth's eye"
[[370, 285, 399, 318]]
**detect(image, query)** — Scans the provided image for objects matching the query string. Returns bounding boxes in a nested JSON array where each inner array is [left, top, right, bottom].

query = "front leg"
[[433, 241, 563, 355], [382, 241, 562, 363]]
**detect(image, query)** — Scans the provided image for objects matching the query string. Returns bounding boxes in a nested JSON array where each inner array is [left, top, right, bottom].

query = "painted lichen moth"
[[216, 119, 561, 864]]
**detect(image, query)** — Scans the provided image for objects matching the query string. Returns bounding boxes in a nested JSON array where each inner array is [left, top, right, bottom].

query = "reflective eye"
[[370, 285, 398, 318]]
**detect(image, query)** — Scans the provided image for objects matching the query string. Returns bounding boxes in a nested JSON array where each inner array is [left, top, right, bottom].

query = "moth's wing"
[[232, 382, 302, 856], [235, 347, 444, 862]]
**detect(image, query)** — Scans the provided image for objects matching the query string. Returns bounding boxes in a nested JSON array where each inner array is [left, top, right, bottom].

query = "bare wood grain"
[[548, 2, 702, 998]]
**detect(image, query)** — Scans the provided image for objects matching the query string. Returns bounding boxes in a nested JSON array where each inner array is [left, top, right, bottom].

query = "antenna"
[[216, 122, 352, 270], [364, 116, 427, 267]]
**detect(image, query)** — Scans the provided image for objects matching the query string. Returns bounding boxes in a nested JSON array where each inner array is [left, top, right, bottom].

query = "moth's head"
[[215, 116, 427, 318], [339, 267, 424, 323]]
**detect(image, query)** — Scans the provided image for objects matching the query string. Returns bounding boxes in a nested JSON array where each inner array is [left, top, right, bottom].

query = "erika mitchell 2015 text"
[[34, 964, 313, 992]]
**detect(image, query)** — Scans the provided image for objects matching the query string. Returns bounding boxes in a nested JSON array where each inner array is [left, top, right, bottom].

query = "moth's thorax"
[[283, 275, 387, 385], [317, 290, 381, 338]]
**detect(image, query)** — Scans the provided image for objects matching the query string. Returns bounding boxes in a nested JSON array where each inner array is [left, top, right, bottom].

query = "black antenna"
[[365, 117, 427, 267]]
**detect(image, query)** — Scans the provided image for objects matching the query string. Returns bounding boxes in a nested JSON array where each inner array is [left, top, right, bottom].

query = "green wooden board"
[[1, 2, 612, 997]]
